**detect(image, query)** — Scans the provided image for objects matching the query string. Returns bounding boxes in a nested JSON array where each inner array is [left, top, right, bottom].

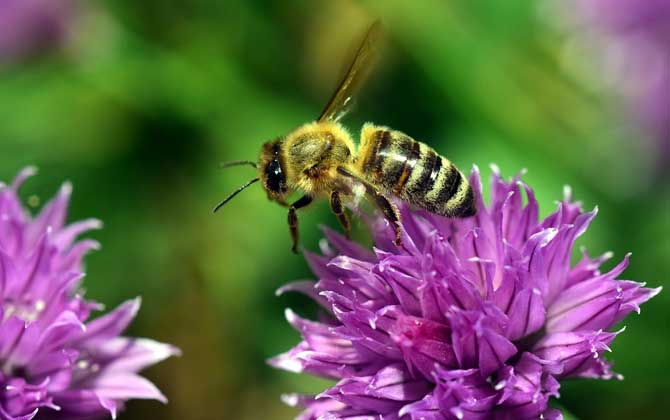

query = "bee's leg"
[[288, 195, 313, 254], [329, 190, 351, 239], [336, 167, 402, 246], [368, 188, 402, 246]]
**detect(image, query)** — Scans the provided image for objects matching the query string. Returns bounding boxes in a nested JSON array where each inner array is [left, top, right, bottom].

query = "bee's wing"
[[318, 20, 383, 123]]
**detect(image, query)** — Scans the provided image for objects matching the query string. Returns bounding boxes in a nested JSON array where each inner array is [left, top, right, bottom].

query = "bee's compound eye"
[[264, 159, 286, 194]]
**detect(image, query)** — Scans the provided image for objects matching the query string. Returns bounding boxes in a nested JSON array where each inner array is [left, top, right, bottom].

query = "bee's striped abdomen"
[[356, 125, 475, 217]]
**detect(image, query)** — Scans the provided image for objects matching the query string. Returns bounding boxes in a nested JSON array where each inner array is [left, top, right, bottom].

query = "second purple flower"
[[0, 168, 179, 420]]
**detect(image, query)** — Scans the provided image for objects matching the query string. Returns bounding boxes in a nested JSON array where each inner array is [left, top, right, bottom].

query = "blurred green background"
[[1, 0, 668, 419]]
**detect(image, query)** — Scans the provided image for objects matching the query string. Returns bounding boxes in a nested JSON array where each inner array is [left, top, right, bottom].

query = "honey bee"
[[215, 21, 476, 253]]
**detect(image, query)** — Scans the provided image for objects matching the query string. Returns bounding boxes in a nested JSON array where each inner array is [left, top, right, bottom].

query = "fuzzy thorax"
[[280, 121, 356, 197]]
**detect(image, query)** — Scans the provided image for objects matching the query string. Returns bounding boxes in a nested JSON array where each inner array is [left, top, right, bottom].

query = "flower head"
[[0, 0, 77, 65], [271, 166, 660, 420], [0, 167, 179, 420], [551, 0, 670, 171]]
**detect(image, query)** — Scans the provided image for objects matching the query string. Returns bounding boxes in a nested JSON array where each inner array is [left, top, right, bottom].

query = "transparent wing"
[[318, 20, 383, 123]]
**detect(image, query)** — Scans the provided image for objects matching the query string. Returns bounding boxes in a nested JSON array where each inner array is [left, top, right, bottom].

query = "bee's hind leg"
[[329, 190, 351, 239], [288, 195, 313, 254], [336, 167, 402, 246], [368, 189, 402, 246]]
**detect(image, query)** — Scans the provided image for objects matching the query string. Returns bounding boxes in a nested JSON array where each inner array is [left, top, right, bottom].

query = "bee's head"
[[259, 139, 289, 204]]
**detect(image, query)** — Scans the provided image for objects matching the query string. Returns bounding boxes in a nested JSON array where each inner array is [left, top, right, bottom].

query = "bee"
[[215, 21, 476, 253]]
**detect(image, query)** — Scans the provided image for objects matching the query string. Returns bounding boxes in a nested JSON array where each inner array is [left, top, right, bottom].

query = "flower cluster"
[[271, 166, 660, 419], [554, 0, 670, 170], [0, 167, 178, 420], [0, 0, 77, 65]]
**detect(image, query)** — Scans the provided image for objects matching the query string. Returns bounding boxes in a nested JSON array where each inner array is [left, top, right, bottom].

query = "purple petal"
[[365, 364, 432, 401], [0, 316, 28, 362], [0, 406, 38, 420], [95, 337, 181, 373], [318, 365, 431, 416], [284, 309, 360, 362], [546, 281, 620, 333], [539, 408, 563, 420], [27, 182, 72, 242], [569, 354, 621, 380], [458, 227, 500, 294], [448, 308, 517, 376], [281, 394, 348, 420], [566, 249, 613, 288], [318, 382, 403, 414], [390, 315, 456, 380], [51, 218, 103, 251], [268, 310, 370, 379], [497, 353, 561, 419], [1, 377, 55, 419], [10, 166, 38, 191], [50, 390, 119, 420], [542, 209, 598, 305], [398, 393, 443, 420], [0, 248, 16, 297], [432, 367, 497, 420], [276, 280, 330, 310], [377, 260, 422, 317], [505, 287, 545, 341], [304, 251, 336, 283], [8, 322, 42, 368], [5, 231, 53, 298], [28, 348, 77, 391], [56, 239, 101, 274], [37, 310, 86, 353], [328, 300, 402, 361], [611, 281, 662, 325], [502, 180, 540, 251], [78, 298, 140, 344], [429, 271, 482, 314], [533, 330, 619, 378], [87, 372, 167, 403], [328, 256, 393, 305], [322, 226, 376, 263], [546, 254, 638, 332]]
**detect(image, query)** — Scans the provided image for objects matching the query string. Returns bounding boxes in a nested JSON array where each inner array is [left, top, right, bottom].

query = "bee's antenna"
[[219, 160, 258, 169], [213, 177, 260, 213]]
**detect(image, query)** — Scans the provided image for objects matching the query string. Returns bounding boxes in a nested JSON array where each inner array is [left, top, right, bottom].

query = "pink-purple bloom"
[[0, 0, 77, 65], [271, 166, 661, 420], [554, 0, 670, 171], [0, 167, 178, 420]]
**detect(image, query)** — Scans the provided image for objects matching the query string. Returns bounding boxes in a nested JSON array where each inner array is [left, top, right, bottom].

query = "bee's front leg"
[[287, 195, 313, 254], [329, 190, 351, 239]]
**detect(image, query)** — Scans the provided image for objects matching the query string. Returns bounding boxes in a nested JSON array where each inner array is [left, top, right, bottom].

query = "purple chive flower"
[[553, 0, 670, 170], [270, 166, 661, 420], [0, 0, 76, 65], [0, 167, 179, 420]]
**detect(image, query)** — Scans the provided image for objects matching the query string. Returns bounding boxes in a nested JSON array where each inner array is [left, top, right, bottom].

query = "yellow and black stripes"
[[356, 126, 475, 217]]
